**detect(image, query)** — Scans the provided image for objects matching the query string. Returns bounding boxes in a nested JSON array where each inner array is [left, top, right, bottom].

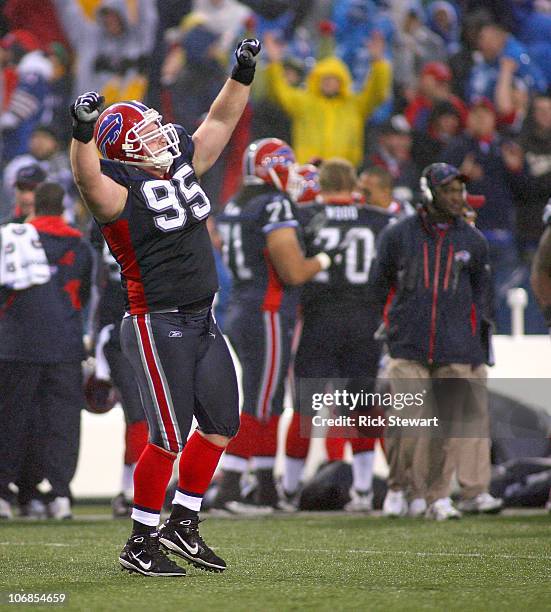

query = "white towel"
[[95, 324, 114, 381], [0, 223, 51, 290]]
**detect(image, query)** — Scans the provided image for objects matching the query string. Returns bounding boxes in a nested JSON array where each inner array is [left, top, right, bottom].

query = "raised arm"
[[69, 92, 127, 223], [192, 39, 261, 177], [266, 227, 325, 286]]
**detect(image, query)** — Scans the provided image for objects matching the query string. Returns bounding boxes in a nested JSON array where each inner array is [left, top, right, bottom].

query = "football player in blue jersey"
[[531, 198, 551, 512], [214, 139, 340, 511], [70, 39, 262, 577], [283, 158, 393, 511]]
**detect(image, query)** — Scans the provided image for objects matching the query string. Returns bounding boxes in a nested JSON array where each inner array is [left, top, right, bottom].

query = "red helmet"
[[242, 138, 296, 191], [84, 374, 118, 414], [94, 100, 180, 169], [289, 163, 321, 204]]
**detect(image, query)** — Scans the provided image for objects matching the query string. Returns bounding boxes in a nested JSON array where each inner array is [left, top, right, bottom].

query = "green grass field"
[[1, 509, 550, 612]]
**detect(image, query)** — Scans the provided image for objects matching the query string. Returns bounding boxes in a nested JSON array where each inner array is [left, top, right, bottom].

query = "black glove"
[[231, 38, 261, 86], [70, 91, 105, 143]]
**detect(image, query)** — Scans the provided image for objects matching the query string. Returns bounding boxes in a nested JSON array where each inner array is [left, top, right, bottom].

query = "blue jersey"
[[299, 201, 393, 312], [217, 184, 301, 314], [98, 126, 217, 314]]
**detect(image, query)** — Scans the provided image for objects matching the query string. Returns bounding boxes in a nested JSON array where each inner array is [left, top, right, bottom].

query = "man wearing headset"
[[368, 163, 501, 520]]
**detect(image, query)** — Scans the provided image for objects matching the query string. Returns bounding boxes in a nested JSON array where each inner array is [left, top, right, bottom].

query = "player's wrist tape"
[[315, 252, 331, 271], [231, 63, 256, 86], [543, 305, 551, 327], [72, 121, 95, 144]]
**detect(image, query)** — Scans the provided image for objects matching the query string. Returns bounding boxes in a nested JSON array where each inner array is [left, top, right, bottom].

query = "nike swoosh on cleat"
[[174, 532, 199, 556], [130, 552, 152, 570]]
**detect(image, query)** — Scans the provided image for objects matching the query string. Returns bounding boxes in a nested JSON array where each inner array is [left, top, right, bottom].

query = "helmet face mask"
[[288, 163, 320, 204], [95, 101, 180, 169], [242, 138, 296, 191]]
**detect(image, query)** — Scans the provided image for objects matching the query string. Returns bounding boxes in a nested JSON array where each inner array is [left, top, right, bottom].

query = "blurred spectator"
[[191, 0, 251, 53], [54, 0, 158, 104], [467, 21, 548, 104], [0, 182, 93, 520], [494, 56, 530, 135], [441, 97, 526, 333], [264, 31, 392, 167], [251, 57, 305, 143], [332, 0, 395, 88], [41, 43, 73, 146], [144, 0, 191, 114], [364, 114, 418, 196], [517, 94, 551, 249], [513, 0, 551, 85], [411, 100, 463, 170], [0, 163, 46, 223], [404, 61, 467, 131], [393, 7, 447, 99], [2, 0, 69, 50], [0, 30, 53, 165], [3, 126, 76, 222], [514, 93, 551, 333], [448, 8, 492, 100], [427, 1, 461, 55], [161, 14, 226, 132]]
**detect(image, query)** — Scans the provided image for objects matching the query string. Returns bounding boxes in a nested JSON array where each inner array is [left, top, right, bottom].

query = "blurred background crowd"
[[1, 0, 551, 333]]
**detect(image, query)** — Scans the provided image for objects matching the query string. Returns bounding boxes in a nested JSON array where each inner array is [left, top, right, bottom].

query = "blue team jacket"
[[0, 216, 93, 363], [367, 209, 491, 366]]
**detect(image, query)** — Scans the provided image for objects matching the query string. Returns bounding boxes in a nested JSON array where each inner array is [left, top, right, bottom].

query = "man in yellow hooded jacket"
[[263, 32, 392, 168]]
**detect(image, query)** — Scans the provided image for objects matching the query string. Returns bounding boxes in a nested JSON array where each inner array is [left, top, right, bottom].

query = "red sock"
[[132, 443, 175, 523], [176, 431, 224, 510], [257, 415, 279, 456], [124, 420, 148, 465], [351, 436, 376, 453], [325, 434, 346, 461], [224, 413, 259, 458], [285, 412, 310, 459]]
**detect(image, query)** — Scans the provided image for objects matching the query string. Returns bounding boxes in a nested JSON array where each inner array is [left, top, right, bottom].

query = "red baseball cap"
[[0, 30, 40, 52], [421, 61, 452, 82], [469, 96, 496, 114]]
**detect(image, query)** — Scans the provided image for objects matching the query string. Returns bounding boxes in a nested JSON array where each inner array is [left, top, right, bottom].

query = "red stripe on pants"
[[136, 315, 179, 452]]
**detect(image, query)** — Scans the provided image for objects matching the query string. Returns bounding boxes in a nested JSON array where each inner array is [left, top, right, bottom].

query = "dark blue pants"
[[0, 360, 83, 502], [120, 308, 239, 453]]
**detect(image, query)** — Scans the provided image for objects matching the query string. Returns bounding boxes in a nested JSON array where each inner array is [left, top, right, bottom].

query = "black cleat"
[[119, 532, 186, 577], [158, 517, 227, 572]]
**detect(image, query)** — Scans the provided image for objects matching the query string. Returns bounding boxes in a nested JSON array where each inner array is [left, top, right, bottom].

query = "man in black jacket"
[[0, 182, 93, 520], [369, 163, 501, 520]]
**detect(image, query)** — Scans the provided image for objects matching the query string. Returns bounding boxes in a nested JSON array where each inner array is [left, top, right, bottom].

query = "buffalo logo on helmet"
[[243, 138, 296, 191], [96, 112, 123, 157]]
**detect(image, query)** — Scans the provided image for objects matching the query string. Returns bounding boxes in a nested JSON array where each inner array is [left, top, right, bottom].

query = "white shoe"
[[408, 498, 427, 517], [425, 497, 461, 521], [223, 500, 274, 516], [47, 497, 72, 520], [457, 493, 503, 514], [0, 497, 12, 519], [20, 498, 47, 519], [344, 489, 373, 512], [382, 489, 408, 517]]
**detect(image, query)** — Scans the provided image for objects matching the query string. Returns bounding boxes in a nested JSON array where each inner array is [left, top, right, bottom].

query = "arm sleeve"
[[366, 224, 398, 313], [78, 240, 95, 309], [354, 59, 393, 119], [470, 235, 492, 322], [265, 62, 307, 118], [260, 195, 300, 234]]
